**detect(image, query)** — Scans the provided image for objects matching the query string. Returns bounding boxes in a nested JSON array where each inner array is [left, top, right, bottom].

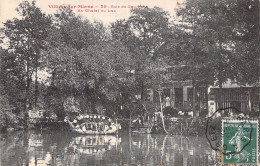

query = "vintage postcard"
[[0, 0, 259, 165]]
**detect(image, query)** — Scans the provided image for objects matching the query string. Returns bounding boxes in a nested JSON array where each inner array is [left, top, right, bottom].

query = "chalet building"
[[208, 80, 260, 116], [147, 81, 208, 117], [145, 66, 260, 117]]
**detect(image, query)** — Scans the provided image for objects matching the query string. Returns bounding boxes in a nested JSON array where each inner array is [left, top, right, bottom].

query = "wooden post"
[[129, 110, 132, 133], [248, 90, 252, 112], [158, 88, 168, 134], [192, 85, 196, 117]]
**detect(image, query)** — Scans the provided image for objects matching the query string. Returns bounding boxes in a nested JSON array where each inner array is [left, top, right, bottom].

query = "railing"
[[27, 117, 62, 123], [27, 118, 68, 130]]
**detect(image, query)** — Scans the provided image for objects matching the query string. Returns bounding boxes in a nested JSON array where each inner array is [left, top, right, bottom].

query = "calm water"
[[0, 130, 221, 166]]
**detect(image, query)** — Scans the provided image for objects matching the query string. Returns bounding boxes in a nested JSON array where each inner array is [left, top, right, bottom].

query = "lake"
[[0, 130, 221, 166]]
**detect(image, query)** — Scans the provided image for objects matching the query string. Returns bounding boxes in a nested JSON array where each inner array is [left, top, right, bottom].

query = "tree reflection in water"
[[0, 130, 221, 166]]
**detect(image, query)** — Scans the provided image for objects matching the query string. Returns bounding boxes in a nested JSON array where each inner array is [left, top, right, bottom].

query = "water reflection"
[[0, 130, 221, 166], [66, 135, 121, 155]]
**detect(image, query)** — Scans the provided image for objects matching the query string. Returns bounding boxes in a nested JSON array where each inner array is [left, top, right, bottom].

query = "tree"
[[228, 0, 260, 85], [0, 48, 25, 129], [2, 1, 52, 117], [52, 8, 107, 50], [0, 49, 25, 113], [78, 40, 133, 113], [128, 7, 172, 56], [111, 7, 172, 104], [41, 8, 134, 116]]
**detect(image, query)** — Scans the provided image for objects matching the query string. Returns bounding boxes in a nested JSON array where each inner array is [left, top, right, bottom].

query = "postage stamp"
[[222, 120, 258, 164]]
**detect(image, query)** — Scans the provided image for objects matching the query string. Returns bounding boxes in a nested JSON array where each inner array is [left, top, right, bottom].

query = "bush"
[[0, 95, 24, 131]]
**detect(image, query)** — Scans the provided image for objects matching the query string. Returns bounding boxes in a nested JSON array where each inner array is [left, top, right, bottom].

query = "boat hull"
[[72, 128, 118, 135]]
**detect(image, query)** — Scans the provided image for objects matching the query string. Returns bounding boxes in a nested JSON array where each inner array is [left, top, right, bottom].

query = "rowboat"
[[64, 114, 121, 134]]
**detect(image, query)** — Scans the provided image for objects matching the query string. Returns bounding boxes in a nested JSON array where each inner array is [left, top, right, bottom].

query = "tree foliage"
[[1, 1, 52, 114], [0, 1, 259, 127], [111, 7, 172, 105], [163, 0, 260, 87]]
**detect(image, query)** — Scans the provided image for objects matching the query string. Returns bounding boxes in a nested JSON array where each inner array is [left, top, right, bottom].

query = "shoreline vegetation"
[[0, 114, 215, 137]]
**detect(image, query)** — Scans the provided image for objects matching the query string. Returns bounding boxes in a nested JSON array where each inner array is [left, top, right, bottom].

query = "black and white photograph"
[[0, 0, 259, 165]]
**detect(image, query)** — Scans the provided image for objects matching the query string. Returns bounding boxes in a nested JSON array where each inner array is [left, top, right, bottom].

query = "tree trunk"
[[129, 110, 132, 132], [25, 54, 30, 125], [34, 51, 38, 108], [192, 79, 196, 117], [140, 82, 144, 102], [159, 90, 168, 134], [51, 69, 56, 85], [218, 80, 223, 109], [191, 20, 197, 117], [218, 40, 224, 109]]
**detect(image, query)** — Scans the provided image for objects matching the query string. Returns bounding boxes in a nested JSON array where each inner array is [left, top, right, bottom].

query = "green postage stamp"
[[222, 120, 258, 164]]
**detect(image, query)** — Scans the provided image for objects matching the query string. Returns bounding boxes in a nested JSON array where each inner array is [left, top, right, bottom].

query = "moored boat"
[[64, 114, 121, 134], [130, 116, 153, 134]]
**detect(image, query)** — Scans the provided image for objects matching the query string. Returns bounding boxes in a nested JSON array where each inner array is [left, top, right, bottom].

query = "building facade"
[[146, 67, 260, 117]]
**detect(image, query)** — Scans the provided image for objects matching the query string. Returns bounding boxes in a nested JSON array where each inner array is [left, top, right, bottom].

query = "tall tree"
[[229, 0, 260, 85], [111, 7, 172, 103], [2, 1, 52, 117], [43, 9, 133, 115], [0, 49, 26, 113], [128, 7, 172, 56]]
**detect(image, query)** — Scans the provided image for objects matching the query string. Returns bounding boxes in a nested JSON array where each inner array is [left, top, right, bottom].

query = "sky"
[[0, 0, 184, 27]]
